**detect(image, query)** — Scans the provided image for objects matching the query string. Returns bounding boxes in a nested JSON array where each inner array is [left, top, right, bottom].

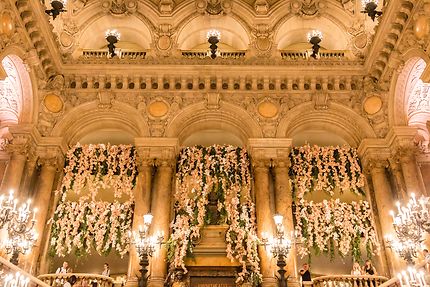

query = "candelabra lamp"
[[385, 235, 419, 265], [0, 191, 38, 265], [271, 215, 291, 287], [307, 30, 323, 59], [361, 0, 382, 21], [45, 0, 66, 19], [132, 214, 164, 287], [207, 30, 221, 59], [105, 30, 121, 58]]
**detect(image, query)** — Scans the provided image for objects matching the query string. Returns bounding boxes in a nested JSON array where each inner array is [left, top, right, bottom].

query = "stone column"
[[127, 160, 153, 286], [29, 155, 59, 273], [20, 153, 38, 198], [397, 148, 427, 196], [148, 159, 173, 287], [254, 161, 276, 287], [273, 160, 298, 287], [388, 157, 408, 201], [366, 158, 402, 275], [0, 145, 28, 196]]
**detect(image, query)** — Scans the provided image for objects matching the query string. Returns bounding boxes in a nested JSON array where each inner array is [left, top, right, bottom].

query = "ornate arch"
[[51, 101, 150, 145], [0, 49, 35, 125], [276, 102, 376, 147], [165, 101, 263, 144]]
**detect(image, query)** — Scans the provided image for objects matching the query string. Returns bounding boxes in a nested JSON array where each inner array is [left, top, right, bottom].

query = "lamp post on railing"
[[262, 215, 292, 287], [0, 190, 38, 265], [131, 214, 164, 287]]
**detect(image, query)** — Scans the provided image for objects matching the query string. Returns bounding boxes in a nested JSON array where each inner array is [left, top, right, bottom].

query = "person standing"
[[102, 263, 110, 277], [56, 261, 71, 274], [299, 263, 312, 287], [351, 262, 363, 276], [64, 275, 77, 287], [363, 260, 377, 275]]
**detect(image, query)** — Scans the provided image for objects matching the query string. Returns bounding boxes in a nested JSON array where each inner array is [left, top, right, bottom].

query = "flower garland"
[[60, 143, 138, 201], [295, 198, 379, 262], [289, 145, 365, 199], [49, 200, 134, 257], [168, 145, 261, 286]]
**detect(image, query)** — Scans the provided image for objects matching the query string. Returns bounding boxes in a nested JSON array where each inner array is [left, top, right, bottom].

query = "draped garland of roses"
[[289, 145, 365, 199], [49, 201, 134, 257], [60, 143, 138, 201], [168, 145, 261, 286], [294, 199, 379, 262]]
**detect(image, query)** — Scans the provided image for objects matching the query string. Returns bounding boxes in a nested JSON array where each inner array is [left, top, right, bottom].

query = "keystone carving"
[[196, 0, 232, 15], [101, 0, 138, 15], [290, 0, 326, 17]]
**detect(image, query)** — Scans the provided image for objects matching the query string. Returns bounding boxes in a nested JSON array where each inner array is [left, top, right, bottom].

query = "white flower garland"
[[60, 143, 138, 201], [289, 145, 365, 199], [168, 145, 261, 286], [50, 201, 133, 257], [295, 199, 379, 261]]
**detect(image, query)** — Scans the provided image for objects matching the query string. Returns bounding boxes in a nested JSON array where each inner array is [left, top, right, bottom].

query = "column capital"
[[36, 146, 64, 170], [271, 158, 290, 169], [247, 138, 292, 165]]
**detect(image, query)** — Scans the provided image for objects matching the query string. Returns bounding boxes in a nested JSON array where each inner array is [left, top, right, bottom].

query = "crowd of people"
[[55, 261, 111, 287]]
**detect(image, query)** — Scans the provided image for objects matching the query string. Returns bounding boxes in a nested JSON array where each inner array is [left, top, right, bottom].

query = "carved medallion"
[[157, 35, 172, 51], [0, 12, 15, 36], [363, 96, 382, 115], [148, 101, 169, 117], [258, 101, 279, 118], [44, 94, 64, 113], [413, 15, 429, 40]]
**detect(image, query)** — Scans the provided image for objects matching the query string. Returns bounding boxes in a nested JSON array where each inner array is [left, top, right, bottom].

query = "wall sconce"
[[207, 30, 221, 59], [45, 0, 66, 20], [307, 30, 323, 59], [105, 29, 121, 58], [361, 0, 382, 21], [131, 214, 164, 287]]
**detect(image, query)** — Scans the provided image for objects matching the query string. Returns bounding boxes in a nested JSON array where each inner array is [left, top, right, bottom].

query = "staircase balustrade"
[[304, 275, 389, 287], [38, 273, 114, 287], [0, 255, 50, 287]]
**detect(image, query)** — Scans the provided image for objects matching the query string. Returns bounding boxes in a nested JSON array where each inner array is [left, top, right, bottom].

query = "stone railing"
[[38, 273, 114, 287], [81, 49, 146, 60], [304, 275, 389, 287], [378, 277, 400, 287], [181, 50, 246, 59], [0, 255, 50, 287], [280, 50, 352, 60]]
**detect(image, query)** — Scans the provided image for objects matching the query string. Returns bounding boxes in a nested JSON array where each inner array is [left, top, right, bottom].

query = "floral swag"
[[168, 145, 261, 286], [50, 200, 134, 257], [295, 199, 380, 262], [60, 143, 138, 201], [289, 145, 365, 199]]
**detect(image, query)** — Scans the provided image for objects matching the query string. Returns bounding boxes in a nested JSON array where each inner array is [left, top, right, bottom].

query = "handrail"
[[81, 49, 146, 60], [378, 277, 400, 287], [38, 273, 114, 287], [0, 255, 51, 287], [280, 49, 352, 60], [307, 275, 389, 287], [181, 50, 246, 59]]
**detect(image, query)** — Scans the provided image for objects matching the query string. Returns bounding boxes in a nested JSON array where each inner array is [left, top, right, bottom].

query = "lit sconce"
[[207, 30, 221, 59], [397, 267, 427, 287], [45, 0, 67, 20], [385, 234, 419, 265], [0, 190, 38, 265], [105, 29, 121, 58], [131, 214, 164, 287], [3, 272, 30, 287], [361, 0, 382, 21], [307, 30, 323, 59]]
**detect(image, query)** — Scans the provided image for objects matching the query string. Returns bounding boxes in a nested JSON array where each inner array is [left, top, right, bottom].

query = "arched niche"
[[73, 15, 152, 57], [176, 16, 249, 50], [394, 57, 430, 147], [275, 16, 348, 50], [0, 55, 33, 126]]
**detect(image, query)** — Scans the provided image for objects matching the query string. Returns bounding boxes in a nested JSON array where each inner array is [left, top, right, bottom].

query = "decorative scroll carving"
[[254, 0, 269, 15], [101, 0, 137, 15], [195, 0, 232, 15], [153, 24, 176, 56], [290, 0, 326, 17]]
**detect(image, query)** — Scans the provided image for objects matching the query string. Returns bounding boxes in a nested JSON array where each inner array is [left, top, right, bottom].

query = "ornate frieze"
[[195, 0, 232, 15], [101, 0, 138, 15]]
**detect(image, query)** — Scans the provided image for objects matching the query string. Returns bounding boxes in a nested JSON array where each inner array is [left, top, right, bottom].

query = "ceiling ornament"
[[254, 0, 269, 15], [101, 0, 137, 15], [159, 0, 174, 14], [196, 0, 232, 15], [251, 24, 274, 57], [290, 0, 326, 17], [153, 24, 176, 56]]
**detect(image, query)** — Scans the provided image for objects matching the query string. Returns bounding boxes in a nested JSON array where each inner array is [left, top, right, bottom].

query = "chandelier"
[[1, 271, 30, 287], [360, 0, 382, 21], [207, 30, 221, 59], [45, 0, 67, 20], [307, 30, 323, 59], [105, 29, 121, 58], [0, 190, 37, 265], [397, 267, 427, 287]]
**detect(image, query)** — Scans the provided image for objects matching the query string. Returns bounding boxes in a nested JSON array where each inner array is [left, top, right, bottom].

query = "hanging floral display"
[[168, 145, 261, 286], [60, 143, 138, 201], [295, 198, 379, 261], [289, 145, 365, 199], [49, 200, 134, 257]]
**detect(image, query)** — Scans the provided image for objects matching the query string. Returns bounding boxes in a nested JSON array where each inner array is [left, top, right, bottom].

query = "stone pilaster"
[[127, 158, 154, 286], [396, 146, 427, 196], [29, 149, 62, 273], [273, 159, 298, 287], [0, 137, 30, 196], [388, 157, 408, 201], [148, 158, 174, 287], [253, 160, 276, 287]]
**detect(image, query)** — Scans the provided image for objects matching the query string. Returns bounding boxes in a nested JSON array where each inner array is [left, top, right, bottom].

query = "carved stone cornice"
[[247, 138, 292, 166], [36, 146, 64, 170], [135, 137, 179, 165]]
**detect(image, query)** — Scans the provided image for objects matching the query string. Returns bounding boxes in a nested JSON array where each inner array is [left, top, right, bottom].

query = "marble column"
[[367, 158, 401, 275], [273, 160, 298, 287], [127, 160, 153, 286], [29, 156, 58, 273], [0, 146, 27, 196], [388, 157, 408, 201], [148, 159, 173, 287], [254, 161, 276, 287], [398, 148, 427, 196]]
